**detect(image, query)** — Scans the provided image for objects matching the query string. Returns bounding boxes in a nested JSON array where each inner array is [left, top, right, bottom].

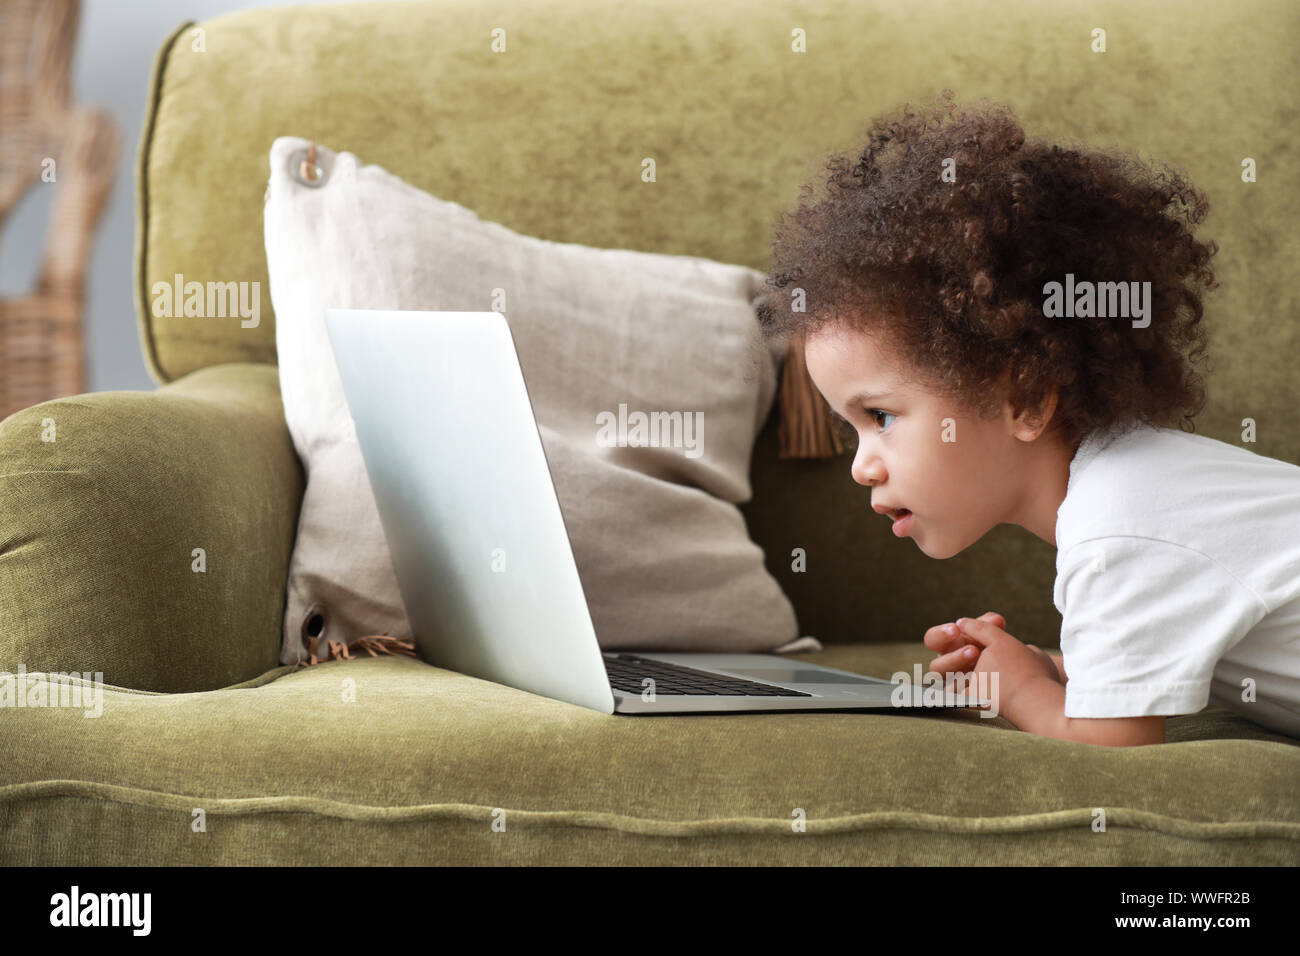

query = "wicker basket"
[[0, 0, 119, 421]]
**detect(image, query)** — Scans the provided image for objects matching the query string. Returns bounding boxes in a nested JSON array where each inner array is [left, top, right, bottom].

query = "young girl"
[[756, 91, 1300, 747]]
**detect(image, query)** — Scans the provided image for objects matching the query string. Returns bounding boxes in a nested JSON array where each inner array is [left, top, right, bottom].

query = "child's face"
[[803, 323, 1060, 558]]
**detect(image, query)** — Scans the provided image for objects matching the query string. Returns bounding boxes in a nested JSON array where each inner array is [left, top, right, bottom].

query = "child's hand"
[[942, 617, 1064, 717], [924, 611, 1005, 680]]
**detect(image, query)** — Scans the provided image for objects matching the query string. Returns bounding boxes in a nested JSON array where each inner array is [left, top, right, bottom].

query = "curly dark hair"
[[756, 89, 1220, 452]]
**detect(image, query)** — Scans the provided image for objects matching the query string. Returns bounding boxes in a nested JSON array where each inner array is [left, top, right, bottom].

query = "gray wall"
[[1, 0, 383, 393]]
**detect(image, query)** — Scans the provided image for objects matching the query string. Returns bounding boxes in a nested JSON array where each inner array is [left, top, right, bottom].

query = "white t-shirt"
[[1053, 422, 1300, 738]]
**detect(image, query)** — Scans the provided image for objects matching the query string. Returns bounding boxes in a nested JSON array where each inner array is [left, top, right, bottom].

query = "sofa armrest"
[[0, 362, 303, 692]]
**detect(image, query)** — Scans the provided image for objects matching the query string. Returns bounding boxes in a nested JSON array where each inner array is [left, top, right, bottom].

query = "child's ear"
[[1009, 388, 1059, 442]]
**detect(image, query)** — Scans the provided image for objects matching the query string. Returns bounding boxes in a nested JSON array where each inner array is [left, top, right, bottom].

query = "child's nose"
[[852, 447, 885, 487]]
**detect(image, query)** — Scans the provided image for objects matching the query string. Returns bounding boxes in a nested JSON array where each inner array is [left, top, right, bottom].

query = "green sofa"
[[2, 0, 1297, 866]]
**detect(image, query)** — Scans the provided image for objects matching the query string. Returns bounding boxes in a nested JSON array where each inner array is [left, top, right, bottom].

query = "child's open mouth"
[[891, 509, 913, 537]]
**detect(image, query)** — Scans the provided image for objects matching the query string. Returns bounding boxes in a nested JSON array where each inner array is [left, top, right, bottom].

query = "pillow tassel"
[[297, 633, 420, 668], [778, 336, 844, 459]]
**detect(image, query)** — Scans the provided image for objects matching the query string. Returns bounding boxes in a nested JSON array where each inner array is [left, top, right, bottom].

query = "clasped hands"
[[924, 612, 1062, 722]]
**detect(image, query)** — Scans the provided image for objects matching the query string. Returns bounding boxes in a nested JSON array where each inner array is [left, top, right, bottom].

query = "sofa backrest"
[[137, 0, 1298, 645]]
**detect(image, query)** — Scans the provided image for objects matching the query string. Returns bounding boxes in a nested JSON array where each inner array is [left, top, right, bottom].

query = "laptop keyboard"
[[603, 654, 813, 697]]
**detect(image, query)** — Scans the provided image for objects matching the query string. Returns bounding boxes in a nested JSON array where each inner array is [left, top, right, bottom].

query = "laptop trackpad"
[[721, 666, 886, 686]]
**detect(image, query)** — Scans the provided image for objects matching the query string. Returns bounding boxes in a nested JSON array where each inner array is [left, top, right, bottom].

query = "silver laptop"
[[324, 308, 986, 715]]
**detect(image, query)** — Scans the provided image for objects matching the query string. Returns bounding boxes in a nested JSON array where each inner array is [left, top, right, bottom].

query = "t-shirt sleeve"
[[1054, 536, 1269, 720]]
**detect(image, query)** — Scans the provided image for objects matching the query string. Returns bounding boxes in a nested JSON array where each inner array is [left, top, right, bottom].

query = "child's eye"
[[868, 409, 895, 431]]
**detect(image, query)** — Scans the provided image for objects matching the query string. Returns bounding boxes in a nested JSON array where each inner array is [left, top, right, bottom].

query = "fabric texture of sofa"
[[1, 0, 1297, 865]]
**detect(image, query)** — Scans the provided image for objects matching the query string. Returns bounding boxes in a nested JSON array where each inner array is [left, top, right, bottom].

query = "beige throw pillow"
[[263, 136, 799, 666]]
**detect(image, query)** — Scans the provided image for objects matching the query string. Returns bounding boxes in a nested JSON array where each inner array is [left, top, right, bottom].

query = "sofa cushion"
[[264, 136, 798, 665], [2, 641, 1297, 865]]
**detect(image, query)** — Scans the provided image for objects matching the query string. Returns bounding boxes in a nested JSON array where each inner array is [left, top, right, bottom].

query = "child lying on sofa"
[[756, 90, 1300, 747]]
